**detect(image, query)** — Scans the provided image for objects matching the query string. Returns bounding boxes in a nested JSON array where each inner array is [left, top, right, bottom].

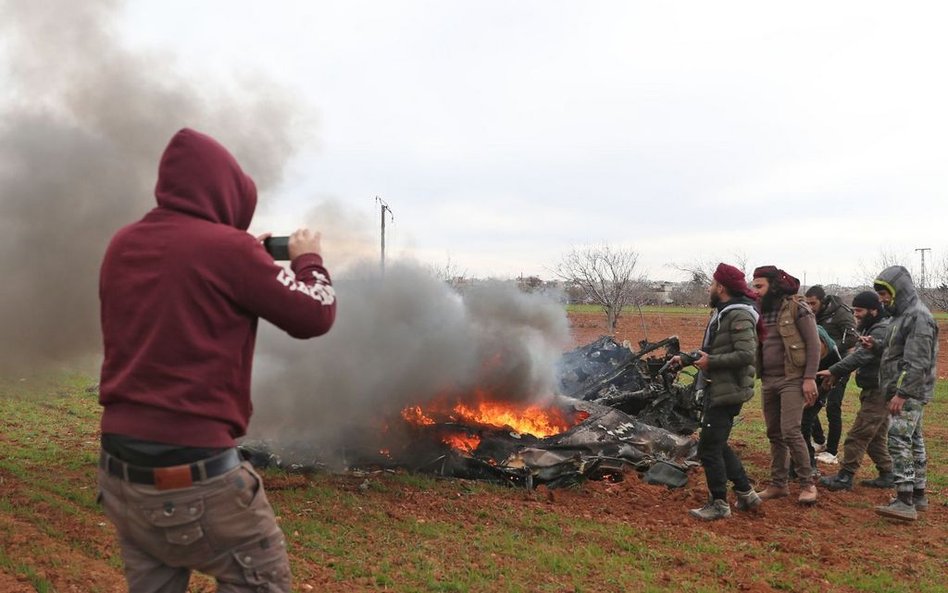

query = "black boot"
[[914, 488, 929, 512], [819, 470, 854, 491], [876, 491, 917, 521], [860, 471, 894, 489]]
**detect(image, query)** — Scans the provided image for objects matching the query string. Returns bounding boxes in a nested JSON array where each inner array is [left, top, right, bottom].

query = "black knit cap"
[[852, 290, 881, 311]]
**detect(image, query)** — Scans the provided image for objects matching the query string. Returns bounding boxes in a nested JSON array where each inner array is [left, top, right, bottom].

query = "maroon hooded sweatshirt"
[[99, 128, 336, 448]]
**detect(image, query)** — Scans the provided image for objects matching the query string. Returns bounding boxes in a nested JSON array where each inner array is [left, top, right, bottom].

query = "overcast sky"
[[100, 2, 948, 283]]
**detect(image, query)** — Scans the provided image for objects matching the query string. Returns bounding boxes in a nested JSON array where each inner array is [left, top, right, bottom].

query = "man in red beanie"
[[751, 266, 821, 504], [672, 263, 761, 520]]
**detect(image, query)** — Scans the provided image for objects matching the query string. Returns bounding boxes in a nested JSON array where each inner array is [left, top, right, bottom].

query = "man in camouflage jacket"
[[870, 266, 938, 521]]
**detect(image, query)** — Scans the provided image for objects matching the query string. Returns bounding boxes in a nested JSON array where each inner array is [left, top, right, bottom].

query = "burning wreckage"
[[241, 336, 703, 489]]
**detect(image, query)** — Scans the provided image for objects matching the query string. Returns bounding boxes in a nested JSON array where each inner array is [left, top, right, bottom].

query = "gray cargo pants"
[[887, 398, 928, 493], [98, 457, 291, 593]]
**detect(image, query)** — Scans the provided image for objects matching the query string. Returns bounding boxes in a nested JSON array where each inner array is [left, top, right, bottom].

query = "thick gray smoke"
[[248, 262, 571, 456], [0, 0, 303, 372]]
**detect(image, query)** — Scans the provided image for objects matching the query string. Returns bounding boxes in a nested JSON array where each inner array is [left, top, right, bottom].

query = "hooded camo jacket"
[[874, 266, 938, 403]]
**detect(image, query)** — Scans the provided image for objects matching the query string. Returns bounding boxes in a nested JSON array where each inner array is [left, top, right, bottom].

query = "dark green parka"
[[700, 300, 759, 407]]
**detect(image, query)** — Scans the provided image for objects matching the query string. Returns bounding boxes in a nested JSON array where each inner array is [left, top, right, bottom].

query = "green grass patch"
[[1, 372, 947, 592]]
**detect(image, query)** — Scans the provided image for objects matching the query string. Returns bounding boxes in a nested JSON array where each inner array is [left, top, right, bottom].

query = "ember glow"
[[399, 393, 589, 452], [400, 406, 435, 425], [442, 433, 481, 453]]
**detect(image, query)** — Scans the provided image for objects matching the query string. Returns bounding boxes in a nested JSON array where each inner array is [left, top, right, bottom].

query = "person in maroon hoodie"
[[97, 128, 335, 593]]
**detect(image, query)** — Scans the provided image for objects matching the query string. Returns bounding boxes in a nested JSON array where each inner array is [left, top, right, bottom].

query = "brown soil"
[[1, 310, 945, 592]]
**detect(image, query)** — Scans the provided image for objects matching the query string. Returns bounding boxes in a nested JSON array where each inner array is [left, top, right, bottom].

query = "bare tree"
[[554, 244, 646, 333], [732, 250, 749, 275], [669, 260, 714, 288], [921, 252, 948, 311], [853, 249, 914, 288], [429, 255, 468, 291], [669, 253, 751, 289], [667, 254, 750, 306]]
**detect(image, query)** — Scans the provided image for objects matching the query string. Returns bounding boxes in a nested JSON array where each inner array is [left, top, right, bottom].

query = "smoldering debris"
[[247, 261, 572, 460], [241, 335, 702, 489]]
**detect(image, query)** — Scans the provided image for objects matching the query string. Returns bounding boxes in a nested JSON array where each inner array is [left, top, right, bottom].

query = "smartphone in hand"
[[263, 236, 291, 260]]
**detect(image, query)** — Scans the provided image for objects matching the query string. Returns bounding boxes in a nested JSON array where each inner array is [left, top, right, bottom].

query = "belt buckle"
[[153, 465, 193, 490]]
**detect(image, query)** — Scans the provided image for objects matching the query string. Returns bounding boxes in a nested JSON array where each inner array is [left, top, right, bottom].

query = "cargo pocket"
[[787, 342, 806, 368], [139, 497, 207, 561], [233, 463, 263, 509], [232, 535, 291, 592]]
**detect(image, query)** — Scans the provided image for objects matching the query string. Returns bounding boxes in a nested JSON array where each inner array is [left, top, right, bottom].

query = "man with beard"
[[804, 285, 857, 464], [817, 291, 893, 491], [869, 266, 938, 521], [672, 264, 762, 520], [751, 266, 822, 504]]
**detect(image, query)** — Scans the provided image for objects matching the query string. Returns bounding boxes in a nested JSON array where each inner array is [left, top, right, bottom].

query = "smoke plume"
[[248, 262, 571, 459], [0, 0, 303, 373], [0, 1, 574, 461]]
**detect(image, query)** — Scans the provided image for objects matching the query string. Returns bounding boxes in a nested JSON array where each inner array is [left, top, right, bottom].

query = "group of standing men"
[[686, 263, 938, 522], [91, 128, 938, 591]]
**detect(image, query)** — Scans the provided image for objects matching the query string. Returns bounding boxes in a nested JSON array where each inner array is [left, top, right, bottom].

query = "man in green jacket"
[[870, 266, 938, 521], [674, 263, 762, 521]]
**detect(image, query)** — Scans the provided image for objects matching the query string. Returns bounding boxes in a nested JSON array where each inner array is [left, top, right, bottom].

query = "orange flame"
[[450, 401, 573, 437], [400, 393, 586, 439], [400, 405, 435, 425], [442, 433, 481, 453]]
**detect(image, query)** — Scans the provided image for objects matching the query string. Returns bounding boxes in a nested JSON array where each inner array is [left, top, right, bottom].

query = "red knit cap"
[[713, 263, 756, 299]]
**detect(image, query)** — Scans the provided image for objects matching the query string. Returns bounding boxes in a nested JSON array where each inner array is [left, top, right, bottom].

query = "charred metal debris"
[[240, 336, 702, 489]]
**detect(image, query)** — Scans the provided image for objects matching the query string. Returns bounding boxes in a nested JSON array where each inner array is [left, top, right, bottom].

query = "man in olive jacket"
[[676, 263, 762, 521], [870, 266, 938, 521]]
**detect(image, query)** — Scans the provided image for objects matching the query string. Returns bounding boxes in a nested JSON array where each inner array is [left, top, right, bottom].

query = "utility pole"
[[376, 196, 394, 274], [916, 247, 931, 290]]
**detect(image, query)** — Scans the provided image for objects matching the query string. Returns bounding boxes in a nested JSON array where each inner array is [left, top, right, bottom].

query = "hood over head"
[[154, 128, 257, 230], [874, 265, 918, 316]]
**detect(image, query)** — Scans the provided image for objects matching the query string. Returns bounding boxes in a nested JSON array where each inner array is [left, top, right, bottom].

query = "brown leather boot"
[[798, 484, 818, 505], [756, 484, 790, 500]]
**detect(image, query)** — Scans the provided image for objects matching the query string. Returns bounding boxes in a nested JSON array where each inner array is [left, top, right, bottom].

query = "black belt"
[[100, 448, 241, 490]]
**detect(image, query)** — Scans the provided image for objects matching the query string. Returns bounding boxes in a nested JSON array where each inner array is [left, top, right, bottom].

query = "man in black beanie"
[[817, 291, 893, 491]]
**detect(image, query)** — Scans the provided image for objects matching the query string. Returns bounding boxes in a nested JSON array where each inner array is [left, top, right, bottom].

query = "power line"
[[376, 196, 394, 274], [915, 247, 931, 290]]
